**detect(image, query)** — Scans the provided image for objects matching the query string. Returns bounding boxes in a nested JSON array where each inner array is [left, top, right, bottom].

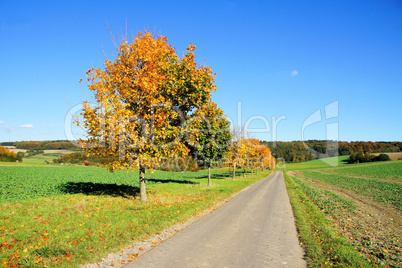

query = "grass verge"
[[0, 170, 270, 267], [284, 173, 372, 267]]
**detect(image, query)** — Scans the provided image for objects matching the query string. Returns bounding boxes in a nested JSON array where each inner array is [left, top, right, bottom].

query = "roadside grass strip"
[[0, 168, 270, 268], [284, 173, 372, 267]]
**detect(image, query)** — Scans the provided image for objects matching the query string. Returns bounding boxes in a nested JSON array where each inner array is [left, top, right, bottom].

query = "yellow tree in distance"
[[78, 31, 217, 202], [227, 125, 247, 180]]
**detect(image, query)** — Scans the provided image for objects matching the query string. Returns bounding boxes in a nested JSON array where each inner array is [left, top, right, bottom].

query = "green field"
[[284, 158, 402, 267], [0, 162, 267, 267], [0, 165, 239, 203], [327, 161, 402, 180], [281, 155, 350, 170], [0, 151, 71, 166], [302, 170, 402, 210]]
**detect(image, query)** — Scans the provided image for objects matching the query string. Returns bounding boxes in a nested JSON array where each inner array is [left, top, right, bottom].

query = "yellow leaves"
[[34, 257, 42, 264], [79, 29, 217, 176], [228, 138, 275, 170], [187, 43, 196, 52]]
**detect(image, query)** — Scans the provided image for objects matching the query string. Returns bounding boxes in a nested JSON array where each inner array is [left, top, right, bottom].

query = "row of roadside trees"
[[77, 30, 275, 202]]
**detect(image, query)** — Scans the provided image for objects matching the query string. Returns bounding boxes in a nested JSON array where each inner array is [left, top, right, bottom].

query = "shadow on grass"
[[197, 171, 244, 180], [58, 182, 139, 199], [147, 178, 199, 185]]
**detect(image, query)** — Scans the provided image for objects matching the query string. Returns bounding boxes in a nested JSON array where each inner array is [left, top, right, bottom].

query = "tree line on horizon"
[[262, 140, 402, 163], [0, 140, 77, 150]]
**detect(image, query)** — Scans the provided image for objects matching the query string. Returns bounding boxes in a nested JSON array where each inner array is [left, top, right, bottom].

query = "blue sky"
[[0, 0, 401, 143]]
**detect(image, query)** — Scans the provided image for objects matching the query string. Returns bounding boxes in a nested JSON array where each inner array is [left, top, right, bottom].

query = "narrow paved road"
[[125, 171, 306, 267]]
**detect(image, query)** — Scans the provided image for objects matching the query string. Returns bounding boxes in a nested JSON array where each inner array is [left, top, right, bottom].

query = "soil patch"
[[371, 152, 402, 161]]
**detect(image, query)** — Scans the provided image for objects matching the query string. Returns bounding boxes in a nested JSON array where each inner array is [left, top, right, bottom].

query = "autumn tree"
[[248, 139, 265, 175], [0, 146, 22, 162], [227, 125, 247, 180], [236, 138, 252, 178], [260, 145, 274, 170], [78, 31, 216, 202], [187, 102, 231, 186]]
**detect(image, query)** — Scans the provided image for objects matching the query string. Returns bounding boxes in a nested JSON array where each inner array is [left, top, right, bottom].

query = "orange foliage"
[[78, 31, 217, 201], [0, 146, 20, 162]]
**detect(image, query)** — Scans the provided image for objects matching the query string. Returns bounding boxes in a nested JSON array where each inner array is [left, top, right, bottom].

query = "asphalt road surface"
[[125, 171, 306, 268]]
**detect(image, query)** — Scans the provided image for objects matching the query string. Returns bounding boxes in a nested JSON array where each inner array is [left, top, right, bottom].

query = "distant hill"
[[261, 140, 402, 163], [0, 140, 79, 150]]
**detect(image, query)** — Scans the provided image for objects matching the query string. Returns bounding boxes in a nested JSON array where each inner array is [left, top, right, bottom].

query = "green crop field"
[[327, 161, 402, 180], [0, 165, 239, 203], [302, 170, 402, 210], [284, 158, 402, 267], [281, 155, 350, 170]]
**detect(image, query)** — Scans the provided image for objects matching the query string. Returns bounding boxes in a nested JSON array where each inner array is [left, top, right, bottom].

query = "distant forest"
[[0, 140, 78, 150], [262, 140, 402, 163]]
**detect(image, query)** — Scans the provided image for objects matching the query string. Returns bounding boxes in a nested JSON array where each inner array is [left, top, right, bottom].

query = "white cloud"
[[266, 70, 299, 77], [0, 120, 4, 124], [5, 127, 15, 132], [20, 124, 34, 128]]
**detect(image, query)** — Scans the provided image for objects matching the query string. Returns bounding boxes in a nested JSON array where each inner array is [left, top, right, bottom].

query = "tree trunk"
[[243, 168, 246, 177], [232, 162, 236, 180], [139, 164, 147, 202], [251, 168, 253, 176], [208, 166, 211, 186]]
